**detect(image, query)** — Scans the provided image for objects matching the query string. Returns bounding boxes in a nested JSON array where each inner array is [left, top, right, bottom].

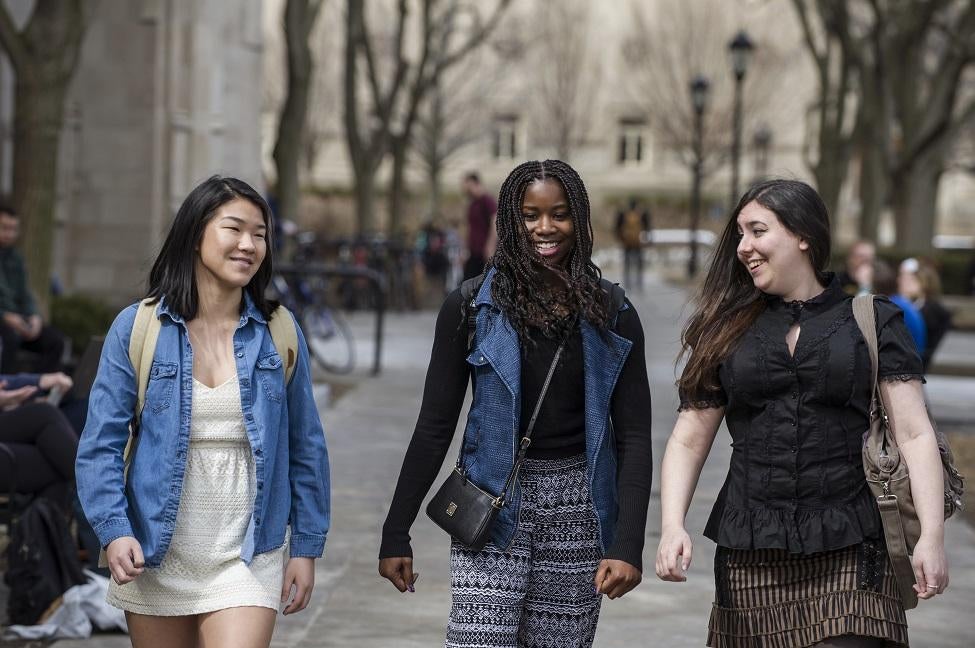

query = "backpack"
[[460, 275, 625, 351], [619, 209, 644, 249], [4, 497, 86, 625]]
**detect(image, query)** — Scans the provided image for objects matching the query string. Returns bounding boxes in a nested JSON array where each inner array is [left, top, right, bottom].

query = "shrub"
[[50, 294, 116, 357]]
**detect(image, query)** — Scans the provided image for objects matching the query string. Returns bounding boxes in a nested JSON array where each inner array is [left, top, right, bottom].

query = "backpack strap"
[[460, 276, 484, 352], [129, 299, 162, 433], [268, 305, 299, 385], [599, 277, 625, 319]]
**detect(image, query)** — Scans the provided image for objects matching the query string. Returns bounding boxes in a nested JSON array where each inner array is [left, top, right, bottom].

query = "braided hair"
[[488, 160, 609, 343]]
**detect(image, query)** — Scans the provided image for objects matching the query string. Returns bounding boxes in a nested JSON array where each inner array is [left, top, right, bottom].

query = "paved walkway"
[[46, 273, 975, 647]]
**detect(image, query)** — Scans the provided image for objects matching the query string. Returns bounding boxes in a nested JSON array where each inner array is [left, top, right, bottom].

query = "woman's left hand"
[[594, 559, 642, 600], [912, 534, 948, 599], [281, 557, 315, 615]]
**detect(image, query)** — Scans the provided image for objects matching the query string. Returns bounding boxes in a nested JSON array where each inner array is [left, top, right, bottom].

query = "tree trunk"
[[353, 162, 378, 236], [427, 161, 442, 221], [14, 76, 66, 316], [272, 0, 319, 225], [891, 154, 943, 254], [387, 136, 409, 240]]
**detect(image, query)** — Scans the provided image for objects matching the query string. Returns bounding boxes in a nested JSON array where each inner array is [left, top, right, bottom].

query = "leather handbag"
[[852, 295, 965, 609], [426, 329, 570, 551]]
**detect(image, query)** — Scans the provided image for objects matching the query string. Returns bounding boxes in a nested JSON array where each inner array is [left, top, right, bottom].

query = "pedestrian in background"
[[899, 257, 953, 372], [0, 204, 67, 373], [461, 172, 497, 281], [615, 198, 651, 291], [379, 160, 653, 648], [656, 179, 947, 648], [76, 176, 330, 648], [874, 259, 927, 359], [838, 239, 876, 296]]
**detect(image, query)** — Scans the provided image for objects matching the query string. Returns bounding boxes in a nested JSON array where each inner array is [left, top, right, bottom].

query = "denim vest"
[[461, 269, 632, 551], [76, 294, 330, 567]]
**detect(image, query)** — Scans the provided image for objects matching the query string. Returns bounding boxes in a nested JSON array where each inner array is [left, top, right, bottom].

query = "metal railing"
[[276, 264, 387, 376]]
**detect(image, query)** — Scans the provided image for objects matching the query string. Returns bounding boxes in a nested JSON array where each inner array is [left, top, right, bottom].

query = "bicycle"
[[269, 260, 356, 375]]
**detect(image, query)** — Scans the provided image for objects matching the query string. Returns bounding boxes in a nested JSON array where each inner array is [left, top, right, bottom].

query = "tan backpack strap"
[[268, 305, 299, 385], [129, 299, 162, 426]]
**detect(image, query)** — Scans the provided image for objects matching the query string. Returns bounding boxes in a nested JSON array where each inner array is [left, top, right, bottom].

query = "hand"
[[2, 312, 30, 337], [594, 559, 642, 599], [655, 526, 693, 582], [0, 384, 38, 410], [379, 556, 417, 593], [281, 557, 315, 615], [106, 536, 145, 585], [26, 315, 43, 340], [38, 372, 73, 393], [912, 534, 948, 600]]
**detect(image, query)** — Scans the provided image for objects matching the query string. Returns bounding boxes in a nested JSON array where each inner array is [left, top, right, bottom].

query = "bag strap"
[[130, 299, 162, 431], [496, 322, 574, 504], [268, 305, 299, 385], [851, 294, 898, 448]]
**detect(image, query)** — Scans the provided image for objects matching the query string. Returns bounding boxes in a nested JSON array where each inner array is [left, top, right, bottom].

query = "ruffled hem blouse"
[[681, 275, 924, 554]]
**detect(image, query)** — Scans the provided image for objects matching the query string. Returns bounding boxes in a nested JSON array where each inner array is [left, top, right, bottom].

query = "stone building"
[[0, 0, 264, 303]]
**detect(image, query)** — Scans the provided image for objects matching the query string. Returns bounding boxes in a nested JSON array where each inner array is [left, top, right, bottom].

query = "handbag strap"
[[496, 325, 572, 504], [851, 294, 898, 449]]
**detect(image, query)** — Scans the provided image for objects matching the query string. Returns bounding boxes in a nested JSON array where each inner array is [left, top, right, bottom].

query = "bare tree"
[[530, 0, 599, 161], [794, 0, 975, 251], [0, 1, 89, 312], [411, 46, 502, 220], [792, 0, 860, 224], [623, 0, 793, 184], [272, 0, 325, 224], [343, 0, 510, 237]]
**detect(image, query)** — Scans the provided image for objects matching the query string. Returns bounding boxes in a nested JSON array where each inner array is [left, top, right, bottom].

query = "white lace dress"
[[107, 376, 289, 616]]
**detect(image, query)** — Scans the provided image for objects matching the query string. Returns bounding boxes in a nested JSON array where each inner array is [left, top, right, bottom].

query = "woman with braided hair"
[[379, 160, 653, 648]]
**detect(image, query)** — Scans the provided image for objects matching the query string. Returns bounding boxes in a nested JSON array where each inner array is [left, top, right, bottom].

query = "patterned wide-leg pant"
[[445, 455, 603, 648]]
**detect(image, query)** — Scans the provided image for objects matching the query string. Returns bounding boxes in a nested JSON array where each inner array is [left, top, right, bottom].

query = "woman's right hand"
[[655, 526, 693, 582], [379, 556, 417, 593], [106, 536, 145, 585]]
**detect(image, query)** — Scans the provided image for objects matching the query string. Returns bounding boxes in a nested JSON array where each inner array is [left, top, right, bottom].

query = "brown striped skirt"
[[708, 539, 908, 647]]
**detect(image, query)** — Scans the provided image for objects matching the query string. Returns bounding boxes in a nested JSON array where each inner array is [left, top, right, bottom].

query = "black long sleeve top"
[[379, 288, 653, 570]]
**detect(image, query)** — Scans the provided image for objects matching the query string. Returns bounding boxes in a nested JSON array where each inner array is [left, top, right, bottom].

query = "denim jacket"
[[463, 269, 632, 552], [76, 294, 330, 567]]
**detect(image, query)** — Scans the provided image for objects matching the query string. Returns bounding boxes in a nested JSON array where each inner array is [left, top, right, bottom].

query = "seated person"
[[0, 376, 78, 515], [0, 204, 65, 372]]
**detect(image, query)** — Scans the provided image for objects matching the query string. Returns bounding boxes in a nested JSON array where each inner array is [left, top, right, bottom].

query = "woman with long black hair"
[[76, 176, 329, 648], [655, 179, 947, 647], [378, 160, 653, 648]]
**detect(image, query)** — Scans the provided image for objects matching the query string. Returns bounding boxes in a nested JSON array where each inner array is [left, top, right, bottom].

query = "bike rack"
[[276, 264, 387, 376]]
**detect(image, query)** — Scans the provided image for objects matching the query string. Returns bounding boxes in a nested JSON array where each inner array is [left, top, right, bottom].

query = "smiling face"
[[521, 178, 575, 268], [736, 201, 814, 297], [196, 198, 267, 291]]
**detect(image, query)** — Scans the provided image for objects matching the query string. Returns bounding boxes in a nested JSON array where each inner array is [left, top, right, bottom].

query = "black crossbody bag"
[[425, 328, 569, 551]]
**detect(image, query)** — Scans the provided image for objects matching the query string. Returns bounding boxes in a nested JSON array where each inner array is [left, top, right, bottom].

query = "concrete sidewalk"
[[44, 273, 975, 647]]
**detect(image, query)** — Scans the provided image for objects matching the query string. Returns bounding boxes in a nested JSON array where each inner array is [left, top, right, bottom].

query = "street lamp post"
[[728, 30, 754, 209], [752, 124, 773, 182], [688, 75, 710, 278]]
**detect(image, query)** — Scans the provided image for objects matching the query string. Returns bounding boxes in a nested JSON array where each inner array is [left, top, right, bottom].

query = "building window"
[[492, 114, 518, 160], [618, 118, 647, 165]]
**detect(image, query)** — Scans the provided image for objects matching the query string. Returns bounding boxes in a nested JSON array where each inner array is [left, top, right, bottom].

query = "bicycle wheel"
[[301, 306, 356, 374]]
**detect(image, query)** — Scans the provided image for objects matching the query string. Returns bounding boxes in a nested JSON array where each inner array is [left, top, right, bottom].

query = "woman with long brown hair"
[[655, 179, 947, 647]]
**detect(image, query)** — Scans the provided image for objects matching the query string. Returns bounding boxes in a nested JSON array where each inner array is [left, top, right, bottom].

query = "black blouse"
[[680, 276, 924, 554]]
